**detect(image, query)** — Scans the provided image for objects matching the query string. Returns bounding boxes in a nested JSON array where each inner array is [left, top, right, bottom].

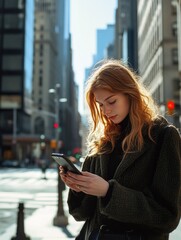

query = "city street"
[[0, 168, 83, 240], [0, 168, 180, 240]]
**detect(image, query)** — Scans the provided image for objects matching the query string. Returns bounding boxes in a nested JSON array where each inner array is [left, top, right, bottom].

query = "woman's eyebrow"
[[96, 94, 115, 103]]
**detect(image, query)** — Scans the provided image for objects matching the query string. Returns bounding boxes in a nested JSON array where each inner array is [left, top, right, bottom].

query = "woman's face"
[[94, 88, 130, 124]]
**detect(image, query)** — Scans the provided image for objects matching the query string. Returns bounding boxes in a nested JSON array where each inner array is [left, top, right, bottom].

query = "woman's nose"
[[103, 105, 111, 115]]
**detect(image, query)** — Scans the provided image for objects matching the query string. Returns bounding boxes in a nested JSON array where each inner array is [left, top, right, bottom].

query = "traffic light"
[[53, 122, 59, 128], [167, 100, 175, 115]]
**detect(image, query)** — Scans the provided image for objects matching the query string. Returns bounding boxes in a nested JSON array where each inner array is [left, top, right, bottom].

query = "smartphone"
[[51, 153, 82, 175]]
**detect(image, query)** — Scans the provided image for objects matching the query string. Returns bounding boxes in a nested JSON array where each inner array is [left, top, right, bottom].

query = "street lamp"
[[49, 83, 68, 227], [49, 84, 67, 150]]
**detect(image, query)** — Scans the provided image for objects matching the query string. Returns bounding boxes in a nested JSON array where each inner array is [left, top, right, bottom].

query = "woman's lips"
[[109, 115, 117, 120]]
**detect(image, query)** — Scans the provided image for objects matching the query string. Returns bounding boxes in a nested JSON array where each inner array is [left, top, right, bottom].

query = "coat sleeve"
[[98, 126, 181, 233], [67, 156, 97, 221]]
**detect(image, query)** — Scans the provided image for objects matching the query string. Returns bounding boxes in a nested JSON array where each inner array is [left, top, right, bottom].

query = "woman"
[[59, 59, 181, 240]]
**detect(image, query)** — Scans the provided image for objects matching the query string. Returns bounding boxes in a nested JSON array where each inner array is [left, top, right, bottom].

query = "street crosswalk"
[[0, 168, 57, 180], [0, 168, 181, 239], [0, 168, 58, 210], [0, 168, 84, 239]]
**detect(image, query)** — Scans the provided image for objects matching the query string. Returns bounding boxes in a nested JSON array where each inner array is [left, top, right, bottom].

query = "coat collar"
[[99, 139, 150, 179], [99, 118, 165, 179]]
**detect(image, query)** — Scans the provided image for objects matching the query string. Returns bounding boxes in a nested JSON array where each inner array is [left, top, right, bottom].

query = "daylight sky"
[[70, 0, 117, 113]]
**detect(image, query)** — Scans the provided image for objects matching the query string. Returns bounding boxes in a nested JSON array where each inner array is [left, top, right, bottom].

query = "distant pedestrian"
[[24, 157, 29, 167], [59, 59, 181, 240], [41, 159, 47, 180]]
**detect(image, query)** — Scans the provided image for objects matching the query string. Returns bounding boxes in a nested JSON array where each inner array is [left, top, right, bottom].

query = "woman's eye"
[[109, 100, 116, 105]]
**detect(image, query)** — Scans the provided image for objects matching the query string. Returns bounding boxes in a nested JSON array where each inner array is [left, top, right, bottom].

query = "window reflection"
[[2, 76, 22, 92], [4, 0, 24, 9], [4, 14, 24, 29], [2, 55, 23, 70], [3, 34, 23, 49]]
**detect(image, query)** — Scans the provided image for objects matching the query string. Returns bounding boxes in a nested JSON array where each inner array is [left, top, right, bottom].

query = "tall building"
[[115, 0, 138, 71], [33, 0, 81, 160], [55, 0, 81, 156], [0, 0, 81, 164], [32, 0, 57, 138], [85, 24, 115, 81], [137, 0, 180, 129], [0, 0, 34, 162], [94, 24, 115, 63]]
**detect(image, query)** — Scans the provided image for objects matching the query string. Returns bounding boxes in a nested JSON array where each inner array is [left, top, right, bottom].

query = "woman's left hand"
[[65, 171, 109, 197]]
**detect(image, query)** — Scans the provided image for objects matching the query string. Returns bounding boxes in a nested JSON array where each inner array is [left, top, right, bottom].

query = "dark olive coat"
[[68, 121, 181, 240]]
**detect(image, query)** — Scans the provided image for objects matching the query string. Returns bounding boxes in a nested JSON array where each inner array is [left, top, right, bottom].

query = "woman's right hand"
[[59, 166, 81, 192]]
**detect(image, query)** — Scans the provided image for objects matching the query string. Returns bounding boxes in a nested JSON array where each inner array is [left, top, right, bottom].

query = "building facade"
[[32, 0, 81, 161], [32, 0, 57, 138], [115, 0, 138, 71], [137, 0, 180, 129], [0, 0, 34, 162], [0, 0, 81, 164]]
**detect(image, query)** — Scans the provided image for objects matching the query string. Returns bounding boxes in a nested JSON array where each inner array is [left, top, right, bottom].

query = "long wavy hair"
[[85, 59, 160, 156]]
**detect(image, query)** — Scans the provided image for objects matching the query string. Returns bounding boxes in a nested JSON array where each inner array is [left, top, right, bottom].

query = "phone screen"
[[51, 153, 82, 175]]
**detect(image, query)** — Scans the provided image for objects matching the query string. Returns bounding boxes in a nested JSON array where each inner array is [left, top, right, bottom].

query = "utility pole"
[[49, 83, 68, 227]]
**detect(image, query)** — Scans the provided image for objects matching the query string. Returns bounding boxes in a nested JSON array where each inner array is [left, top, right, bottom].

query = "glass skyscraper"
[[0, 0, 34, 160]]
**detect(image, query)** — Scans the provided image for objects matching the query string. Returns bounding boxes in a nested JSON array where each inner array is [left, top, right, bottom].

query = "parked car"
[[0, 160, 20, 168]]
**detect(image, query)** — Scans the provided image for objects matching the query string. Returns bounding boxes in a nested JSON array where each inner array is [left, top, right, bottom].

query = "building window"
[[4, 14, 24, 29], [3, 34, 23, 49], [40, 44, 43, 50], [2, 55, 23, 70], [39, 45, 43, 56], [39, 98, 42, 105], [34, 117, 45, 134], [4, 0, 23, 9], [0, 15, 2, 29], [172, 21, 177, 37], [172, 48, 178, 65], [171, 3, 176, 15], [2, 76, 22, 92], [39, 76, 42, 86]]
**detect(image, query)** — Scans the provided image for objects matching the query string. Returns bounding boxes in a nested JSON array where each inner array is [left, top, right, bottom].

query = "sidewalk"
[[0, 206, 84, 240], [2, 206, 181, 240]]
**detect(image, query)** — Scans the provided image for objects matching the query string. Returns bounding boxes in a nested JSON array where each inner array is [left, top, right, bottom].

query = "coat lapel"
[[99, 141, 150, 179], [99, 154, 111, 179], [114, 141, 150, 177]]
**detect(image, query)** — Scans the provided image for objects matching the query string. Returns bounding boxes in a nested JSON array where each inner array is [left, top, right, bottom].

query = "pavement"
[[0, 168, 181, 240], [2, 206, 181, 240], [0, 205, 84, 240], [0, 168, 84, 240]]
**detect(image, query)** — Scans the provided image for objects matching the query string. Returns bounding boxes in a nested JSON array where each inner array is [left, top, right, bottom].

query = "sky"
[[70, 0, 117, 114]]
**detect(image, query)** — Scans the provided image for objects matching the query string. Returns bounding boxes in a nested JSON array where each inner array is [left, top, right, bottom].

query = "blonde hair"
[[85, 59, 159, 156]]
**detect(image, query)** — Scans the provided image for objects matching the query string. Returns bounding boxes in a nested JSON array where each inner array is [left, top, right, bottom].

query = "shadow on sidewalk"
[[62, 226, 75, 238]]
